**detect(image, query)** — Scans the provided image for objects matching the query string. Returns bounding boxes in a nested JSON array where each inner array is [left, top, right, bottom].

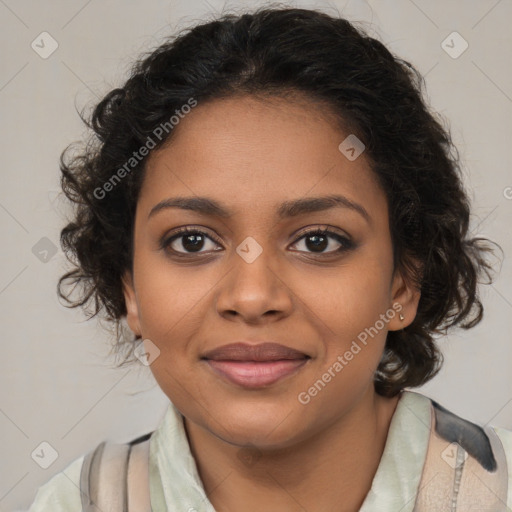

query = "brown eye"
[[291, 229, 354, 255], [161, 228, 222, 255]]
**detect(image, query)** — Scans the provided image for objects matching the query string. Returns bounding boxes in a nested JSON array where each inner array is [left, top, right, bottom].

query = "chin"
[[204, 401, 305, 448]]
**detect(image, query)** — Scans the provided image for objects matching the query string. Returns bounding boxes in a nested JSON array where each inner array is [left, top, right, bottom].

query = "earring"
[[399, 313, 405, 321]]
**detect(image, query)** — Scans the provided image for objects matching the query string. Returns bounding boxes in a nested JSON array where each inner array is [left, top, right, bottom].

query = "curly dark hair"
[[57, 5, 500, 397]]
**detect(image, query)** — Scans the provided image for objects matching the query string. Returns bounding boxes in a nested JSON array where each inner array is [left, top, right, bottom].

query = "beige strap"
[[456, 425, 508, 511], [80, 434, 152, 512], [414, 404, 508, 511], [414, 406, 458, 510], [95, 442, 130, 510], [127, 437, 152, 511], [80, 441, 106, 511]]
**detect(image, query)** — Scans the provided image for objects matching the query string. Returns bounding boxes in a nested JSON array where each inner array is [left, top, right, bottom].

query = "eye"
[[160, 225, 355, 258], [290, 227, 354, 255], [160, 227, 222, 255]]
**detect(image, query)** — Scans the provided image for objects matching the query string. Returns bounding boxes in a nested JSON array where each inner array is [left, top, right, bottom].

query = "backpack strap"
[[127, 433, 152, 511], [80, 431, 153, 511], [414, 400, 508, 511]]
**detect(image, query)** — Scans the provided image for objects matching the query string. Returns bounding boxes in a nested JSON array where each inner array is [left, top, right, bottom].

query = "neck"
[[184, 388, 401, 512]]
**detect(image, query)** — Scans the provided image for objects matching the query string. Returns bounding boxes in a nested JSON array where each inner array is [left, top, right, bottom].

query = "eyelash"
[[159, 225, 355, 258]]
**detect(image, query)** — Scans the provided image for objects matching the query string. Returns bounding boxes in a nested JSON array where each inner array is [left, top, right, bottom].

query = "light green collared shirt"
[[28, 390, 512, 511]]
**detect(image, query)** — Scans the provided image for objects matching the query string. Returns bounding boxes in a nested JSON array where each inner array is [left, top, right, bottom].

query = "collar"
[[359, 390, 432, 511], [149, 390, 432, 511]]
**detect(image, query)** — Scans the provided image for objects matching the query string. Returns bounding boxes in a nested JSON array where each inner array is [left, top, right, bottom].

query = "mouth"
[[201, 342, 311, 389]]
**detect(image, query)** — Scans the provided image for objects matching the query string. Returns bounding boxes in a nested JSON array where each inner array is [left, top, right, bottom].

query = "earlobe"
[[388, 266, 421, 331], [122, 270, 142, 337]]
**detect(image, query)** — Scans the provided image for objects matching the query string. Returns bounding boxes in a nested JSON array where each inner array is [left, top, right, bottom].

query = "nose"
[[215, 247, 294, 324]]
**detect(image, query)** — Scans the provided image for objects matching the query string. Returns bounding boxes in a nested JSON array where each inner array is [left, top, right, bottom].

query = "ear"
[[387, 261, 421, 331], [122, 270, 142, 337]]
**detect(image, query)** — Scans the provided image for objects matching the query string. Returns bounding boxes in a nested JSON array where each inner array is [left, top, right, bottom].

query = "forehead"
[[139, 94, 387, 225]]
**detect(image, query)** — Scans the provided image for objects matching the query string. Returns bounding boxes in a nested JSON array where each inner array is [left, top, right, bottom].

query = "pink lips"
[[202, 342, 310, 388]]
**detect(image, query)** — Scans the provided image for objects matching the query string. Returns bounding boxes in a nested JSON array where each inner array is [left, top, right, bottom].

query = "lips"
[[202, 342, 310, 388], [202, 342, 309, 361]]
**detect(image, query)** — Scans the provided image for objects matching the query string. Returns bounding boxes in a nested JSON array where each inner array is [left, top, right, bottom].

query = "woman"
[[28, 6, 511, 511]]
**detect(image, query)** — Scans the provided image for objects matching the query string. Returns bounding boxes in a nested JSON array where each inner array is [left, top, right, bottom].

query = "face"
[[123, 94, 420, 449]]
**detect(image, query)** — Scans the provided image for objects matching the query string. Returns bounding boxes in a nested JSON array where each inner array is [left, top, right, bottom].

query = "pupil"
[[183, 234, 204, 252], [306, 234, 327, 252]]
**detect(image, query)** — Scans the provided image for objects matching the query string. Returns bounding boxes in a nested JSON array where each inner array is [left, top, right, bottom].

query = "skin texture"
[[123, 94, 421, 511]]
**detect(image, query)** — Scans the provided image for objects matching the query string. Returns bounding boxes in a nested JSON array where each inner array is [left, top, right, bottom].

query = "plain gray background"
[[1, 0, 511, 509]]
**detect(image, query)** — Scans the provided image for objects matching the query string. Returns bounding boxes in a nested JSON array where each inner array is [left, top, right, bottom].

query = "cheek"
[[292, 255, 393, 388], [296, 255, 392, 330], [132, 253, 206, 341]]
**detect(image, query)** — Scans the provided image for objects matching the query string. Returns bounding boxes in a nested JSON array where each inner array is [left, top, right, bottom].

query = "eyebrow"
[[148, 194, 371, 224]]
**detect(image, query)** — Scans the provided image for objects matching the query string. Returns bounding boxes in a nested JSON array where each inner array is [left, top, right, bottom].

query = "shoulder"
[[27, 454, 85, 511], [402, 391, 512, 508], [493, 424, 512, 449], [27, 430, 154, 511], [417, 390, 512, 510], [492, 425, 512, 510]]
